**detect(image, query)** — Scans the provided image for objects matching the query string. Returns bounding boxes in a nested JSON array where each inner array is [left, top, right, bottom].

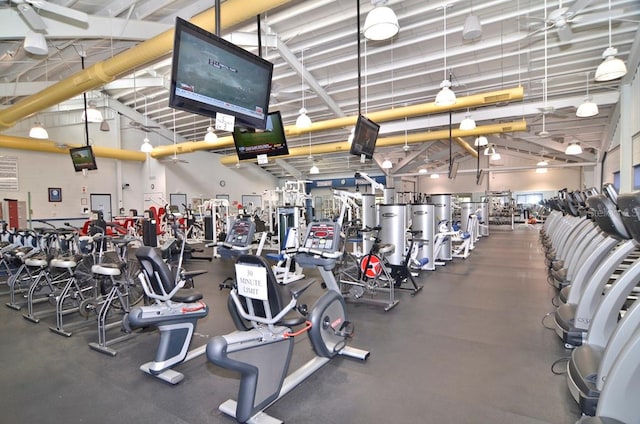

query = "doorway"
[[90, 194, 113, 221]]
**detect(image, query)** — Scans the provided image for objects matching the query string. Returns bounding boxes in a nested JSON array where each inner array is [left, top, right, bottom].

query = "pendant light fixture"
[[363, 0, 399, 41], [309, 164, 320, 174], [536, 159, 549, 173], [435, 4, 456, 106], [381, 159, 393, 169], [459, 110, 476, 130], [576, 72, 599, 118], [595, 0, 627, 82], [204, 118, 218, 143], [29, 122, 49, 139], [138, 92, 154, 152], [140, 136, 153, 153], [462, 1, 482, 41], [474, 136, 488, 146], [82, 100, 104, 123], [536, 150, 549, 173], [565, 142, 582, 155], [296, 49, 312, 129]]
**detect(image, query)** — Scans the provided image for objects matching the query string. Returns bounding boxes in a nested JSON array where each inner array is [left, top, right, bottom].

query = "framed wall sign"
[[48, 188, 62, 202]]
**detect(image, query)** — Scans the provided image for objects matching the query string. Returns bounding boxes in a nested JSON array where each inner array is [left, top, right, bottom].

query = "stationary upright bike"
[[207, 254, 369, 424]]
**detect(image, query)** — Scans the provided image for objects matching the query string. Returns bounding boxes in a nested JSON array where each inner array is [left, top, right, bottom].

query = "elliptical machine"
[[207, 254, 369, 424]]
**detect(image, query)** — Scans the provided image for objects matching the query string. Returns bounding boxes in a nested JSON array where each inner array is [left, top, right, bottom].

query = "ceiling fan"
[[127, 120, 160, 133], [527, 0, 612, 43], [2, 0, 89, 31]]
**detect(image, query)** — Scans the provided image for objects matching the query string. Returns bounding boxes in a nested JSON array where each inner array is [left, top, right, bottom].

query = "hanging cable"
[[357, 0, 362, 116], [81, 53, 90, 147]]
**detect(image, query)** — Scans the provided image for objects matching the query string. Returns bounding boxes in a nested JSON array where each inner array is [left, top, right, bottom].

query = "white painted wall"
[[0, 112, 277, 224]]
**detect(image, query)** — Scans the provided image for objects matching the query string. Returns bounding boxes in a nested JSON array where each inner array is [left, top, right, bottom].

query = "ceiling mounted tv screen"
[[69, 146, 98, 172], [169, 17, 274, 129], [349, 115, 381, 160], [232, 111, 289, 160]]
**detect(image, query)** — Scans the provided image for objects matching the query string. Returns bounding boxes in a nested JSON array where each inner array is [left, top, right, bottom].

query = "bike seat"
[[376, 243, 395, 255], [91, 262, 124, 277]]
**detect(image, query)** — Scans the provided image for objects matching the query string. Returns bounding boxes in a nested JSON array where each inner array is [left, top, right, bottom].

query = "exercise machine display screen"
[[304, 223, 337, 251], [226, 220, 253, 246]]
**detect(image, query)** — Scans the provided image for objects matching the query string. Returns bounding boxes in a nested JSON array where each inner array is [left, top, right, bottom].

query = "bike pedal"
[[336, 321, 354, 338]]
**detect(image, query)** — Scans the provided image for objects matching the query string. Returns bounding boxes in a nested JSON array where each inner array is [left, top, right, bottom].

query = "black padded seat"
[[569, 345, 604, 416], [135, 246, 203, 302], [228, 255, 306, 331]]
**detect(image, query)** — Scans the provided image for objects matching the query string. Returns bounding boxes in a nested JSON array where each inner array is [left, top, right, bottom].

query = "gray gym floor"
[[0, 226, 581, 424]]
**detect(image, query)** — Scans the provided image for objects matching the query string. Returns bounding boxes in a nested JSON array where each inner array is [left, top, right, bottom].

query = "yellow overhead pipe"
[[455, 137, 478, 158], [0, 0, 294, 130], [152, 86, 525, 158], [220, 120, 527, 165], [0, 135, 146, 161]]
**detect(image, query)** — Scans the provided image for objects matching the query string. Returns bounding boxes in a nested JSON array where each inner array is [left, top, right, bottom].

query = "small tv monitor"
[[349, 115, 381, 160], [69, 146, 97, 172], [169, 17, 274, 130], [232, 111, 289, 160]]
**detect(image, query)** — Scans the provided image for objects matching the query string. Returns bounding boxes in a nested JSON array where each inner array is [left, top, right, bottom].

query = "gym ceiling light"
[[435, 4, 456, 106], [594, 0, 627, 82], [140, 137, 153, 153], [363, 0, 399, 41], [29, 122, 48, 139], [82, 100, 104, 123], [565, 142, 582, 155]]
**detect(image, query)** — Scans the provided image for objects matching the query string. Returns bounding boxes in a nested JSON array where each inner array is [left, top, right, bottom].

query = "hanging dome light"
[[29, 122, 49, 139], [435, 79, 456, 106], [418, 168, 428, 174], [309, 164, 319, 174], [381, 159, 393, 169], [565, 142, 582, 155], [474, 136, 488, 147], [536, 159, 549, 174], [140, 136, 153, 153], [459, 112, 476, 130], [430, 173, 440, 179], [204, 126, 218, 143], [296, 107, 312, 129], [363, 1, 399, 41], [576, 100, 599, 118]]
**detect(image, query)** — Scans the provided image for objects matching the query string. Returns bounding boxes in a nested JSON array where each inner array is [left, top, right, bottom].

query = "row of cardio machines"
[[540, 185, 640, 424], [124, 216, 370, 423]]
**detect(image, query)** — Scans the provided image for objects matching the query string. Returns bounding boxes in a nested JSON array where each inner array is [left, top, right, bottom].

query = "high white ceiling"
[[0, 0, 639, 180]]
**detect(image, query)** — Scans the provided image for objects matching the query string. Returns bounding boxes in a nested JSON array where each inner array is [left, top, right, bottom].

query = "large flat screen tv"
[[69, 146, 98, 172], [349, 115, 381, 160], [169, 17, 274, 129], [232, 111, 289, 160]]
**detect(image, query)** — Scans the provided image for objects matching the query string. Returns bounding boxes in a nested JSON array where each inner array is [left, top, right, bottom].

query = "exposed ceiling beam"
[[274, 158, 303, 179], [0, 12, 173, 40], [275, 35, 346, 118]]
